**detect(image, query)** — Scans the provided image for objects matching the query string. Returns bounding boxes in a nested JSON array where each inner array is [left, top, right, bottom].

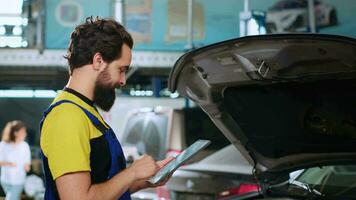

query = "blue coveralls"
[[40, 100, 131, 200]]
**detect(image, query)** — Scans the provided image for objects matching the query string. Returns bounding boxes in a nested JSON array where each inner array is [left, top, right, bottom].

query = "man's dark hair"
[[65, 17, 133, 74]]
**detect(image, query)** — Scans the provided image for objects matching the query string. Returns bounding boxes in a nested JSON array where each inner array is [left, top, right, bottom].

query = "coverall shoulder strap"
[[41, 99, 108, 133]]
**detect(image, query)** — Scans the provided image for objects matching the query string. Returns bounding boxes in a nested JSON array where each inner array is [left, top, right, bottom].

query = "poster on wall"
[[124, 0, 241, 51], [55, 1, 84, 27], [165, 0, 205, 43], [45, 0, 111, 49], [125, 0, 152, 44]]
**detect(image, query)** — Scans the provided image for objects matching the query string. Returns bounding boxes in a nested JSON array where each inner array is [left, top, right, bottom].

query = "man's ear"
[[92, 52, 104, 71]]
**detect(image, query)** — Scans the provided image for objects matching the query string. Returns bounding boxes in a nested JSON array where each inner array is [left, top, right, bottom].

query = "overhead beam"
[[0, 49, 183, 68]]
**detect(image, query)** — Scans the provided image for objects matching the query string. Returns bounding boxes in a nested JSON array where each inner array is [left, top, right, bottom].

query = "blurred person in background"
[[0, 120, 31, 200], [40, 17, 172, 200]]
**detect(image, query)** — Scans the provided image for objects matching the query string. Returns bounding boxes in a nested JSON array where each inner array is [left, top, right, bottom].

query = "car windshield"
[[293, 165, 356, 198]]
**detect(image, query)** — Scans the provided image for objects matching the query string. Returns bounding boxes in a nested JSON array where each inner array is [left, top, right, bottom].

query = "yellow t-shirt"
[[40, 89, 109, 180]]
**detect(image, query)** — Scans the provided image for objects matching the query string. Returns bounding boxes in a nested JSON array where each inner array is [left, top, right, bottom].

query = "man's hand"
[[130, 156, 174, 193], [156, 156, 174, 169], [147, 156, 175, 187], [129, 155, 160, 180], [56, 154, 162, 200]]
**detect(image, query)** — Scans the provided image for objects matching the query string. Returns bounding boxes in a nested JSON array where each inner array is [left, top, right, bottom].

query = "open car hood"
[[181, 144, 253, 175], [168, 34, 356, 180]]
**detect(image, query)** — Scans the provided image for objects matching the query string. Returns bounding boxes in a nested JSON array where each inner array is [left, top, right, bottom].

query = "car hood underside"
[[168, 34, 356, 180]]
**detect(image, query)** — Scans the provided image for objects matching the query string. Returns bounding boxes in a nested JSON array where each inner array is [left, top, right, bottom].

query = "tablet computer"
[[147, 139, 211, 184]]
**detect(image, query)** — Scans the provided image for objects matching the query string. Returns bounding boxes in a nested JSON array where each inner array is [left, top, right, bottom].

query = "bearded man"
[[40, 17, 172, 200]]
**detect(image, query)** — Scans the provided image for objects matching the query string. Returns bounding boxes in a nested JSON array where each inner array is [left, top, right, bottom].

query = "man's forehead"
[[121, 45, 132, 61]]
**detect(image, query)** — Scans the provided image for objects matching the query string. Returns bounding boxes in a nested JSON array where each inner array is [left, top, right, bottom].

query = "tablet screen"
[[147, 139, 211, 184]]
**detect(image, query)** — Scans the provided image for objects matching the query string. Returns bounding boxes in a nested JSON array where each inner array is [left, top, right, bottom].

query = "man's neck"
[[66, 67, 96, 100]]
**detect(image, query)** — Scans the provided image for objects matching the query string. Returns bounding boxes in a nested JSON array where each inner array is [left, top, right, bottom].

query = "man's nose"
[[119, 74, 126, 86]]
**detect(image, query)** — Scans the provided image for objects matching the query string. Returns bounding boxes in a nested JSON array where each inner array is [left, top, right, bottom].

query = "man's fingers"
[[156, 157, 174, 168]]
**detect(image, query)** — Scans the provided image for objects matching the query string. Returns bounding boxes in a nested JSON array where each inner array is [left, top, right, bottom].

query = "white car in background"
[[266, 0, 337, 33], [121, 107, 230, 200]]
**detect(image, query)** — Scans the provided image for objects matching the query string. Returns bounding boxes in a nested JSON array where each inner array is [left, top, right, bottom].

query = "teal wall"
[[45, 0, 112, 49], [45, 0, 356, 50], [318, 0, 356, 37]]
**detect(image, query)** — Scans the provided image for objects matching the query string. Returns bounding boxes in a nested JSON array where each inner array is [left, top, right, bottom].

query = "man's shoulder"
[[50, 90, 98, 117], [47, 102, 87, 121], [40, 100, 92, 151], [42, 94, 90, 132]]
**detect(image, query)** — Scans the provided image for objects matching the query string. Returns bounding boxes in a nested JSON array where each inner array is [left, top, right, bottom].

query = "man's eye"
[[118, 66, 129, 73]]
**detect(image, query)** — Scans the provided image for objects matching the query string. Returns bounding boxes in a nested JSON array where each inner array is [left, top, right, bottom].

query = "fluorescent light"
[[0, 38, 6, 47], [34, 90, 57, 98], [22, 18, 28, 26], [0, 0, 23, 14], [0, 90, 57, 98], [0, 36, 23, 48], [0, 26, 5, 34], [21, 41, 28, 47], [0, 16, 23, 26], [12, 26, 22, 35], [129, 90, 154, 97], [170, 92, 179, 98], [145, 90, 153, 96], [0, 90, 33, 98]]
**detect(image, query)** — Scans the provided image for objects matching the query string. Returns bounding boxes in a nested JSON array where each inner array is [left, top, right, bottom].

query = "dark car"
[[167, 144, 259, 200], [168, 34, 356, 199]]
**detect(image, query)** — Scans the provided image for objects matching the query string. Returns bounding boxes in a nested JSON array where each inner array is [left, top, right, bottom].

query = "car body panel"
[[167, 145, 256, 198], [181, 144, 252, 174]]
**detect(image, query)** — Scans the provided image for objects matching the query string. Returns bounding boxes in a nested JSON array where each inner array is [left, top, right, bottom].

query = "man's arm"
[[56, 155, 158, 200]]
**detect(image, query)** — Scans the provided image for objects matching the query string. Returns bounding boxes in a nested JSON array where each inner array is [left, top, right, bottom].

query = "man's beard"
[[93, 71, 117, 111]]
